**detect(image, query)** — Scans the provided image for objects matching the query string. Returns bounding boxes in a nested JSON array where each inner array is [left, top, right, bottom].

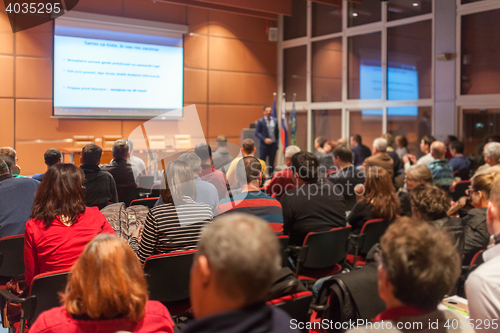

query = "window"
[[312, 38, 342, 102], [284, 46, 307, 101], [388, 107, 432, 157], [284, 0, 307, 40], [348, 0, 382, 27], [295, 112, 309, 151], [388, 0, 432, 21], [312, 2, 342, 37], [349, 110, 383, 150], [462, 108, 500, 157], [313, 110, 342, 140]]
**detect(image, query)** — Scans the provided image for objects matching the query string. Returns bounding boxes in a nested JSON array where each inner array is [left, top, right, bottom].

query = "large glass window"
[[295, 112, 309, 151], [461, 9, 500, 95], [462, 108, 500, 158], [312, 2, 342, 37], [349, 110, 383, 150], [312, 38, 342, 102], [284, 46, 307, 101], [284, 0, 307, 40], [313, 110, 342, 140], [348, 32, 382, 100], [348, 0, 382, 27], [388, 20, 432, 100], [388, 106, 432, 158], [388, 0, 432, 21]]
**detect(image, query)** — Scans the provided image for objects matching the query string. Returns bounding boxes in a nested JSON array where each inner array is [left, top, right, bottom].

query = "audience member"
[[473, 142, 500, 177], [382, 133, 401, 175], [255, 105, 279, 175], [348, 218, 466, 333], [327, 145, 364, 211], [24, 164, 115, 286], [427, 141, 454, 190], [394, 135, 408, 160], [403, 135, 436, 172], [0, 147, 22, 177], [444, 135, 458, 161], [80, 144, 118, 209], [185, 213, 294, 333], [212, 135, 234, 171], [0, 156, 39, 239], [465, 177, 500, 330], [130, 160, 213, 263], [195, 143, 228, 200], [347, 167, 399, 234], [323, 140, 337, 154], [127, 140, 147, 185], [362, 138, 394, 178], [30, 234, 174, 333], [337, 138, 347, 146], [313, 136, 334, 179], [410, 184, 463, 251], [398, 165, 433, 217], [449, 140, 471, 180], [32, 148, 61, 181], [350, 134, 372, 167], [218, 157, 284, 233], [101, 139, 138, 206], [156, 152, 219, 212], [280, 152, 346, 245], [225, 139, 267, 188], [265, 145, 300, 200]]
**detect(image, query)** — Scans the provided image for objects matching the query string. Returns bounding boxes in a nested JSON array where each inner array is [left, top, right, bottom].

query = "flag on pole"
[[271, 93, 277, 119], [280, 95, 288, 154], [289, 94, 297, 146]]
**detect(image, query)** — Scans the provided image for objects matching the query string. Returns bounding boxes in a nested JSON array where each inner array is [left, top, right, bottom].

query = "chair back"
[[174, 135, 192, 149], [302, 226, 351, 270], [470, 249, 485, 266], [359, 219, 388, 255], [453, 180, 471, 202], [138, 175, 155, 192], [0, 235, 25, 278], [277, 236, 289, 268], [151, 183, 161, 197], [130, 197, 158, 209], [102, 135, 122, 149], [148, 136, 166, 149], [73, 135, 94, 149], [143, 250, 195, 304], [26, 271, 70, 324], [268, 291, 312, 331]]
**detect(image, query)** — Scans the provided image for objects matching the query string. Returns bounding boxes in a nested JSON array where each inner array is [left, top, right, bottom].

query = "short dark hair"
[[291, 152, 319, 183], [236, 156, 261, 185], [447, 135, 458, 143], [380, 217, 461, 311], [333, 145, 353, 163], [195, 143, 212, 161], [450, 141, 464, 154], [0, 157, 10, 175], [263, 105, 271, 111], [410, 184, 450, 221], [422, 135, 436, 147], [81, 144, 103, 165], [242, 139, 255, 155], [44, 148, 61, 166], [0, 155, 14, 173], [351, 134, 362, 144], [316, 136, 327, 148], [112, 140, 129, 160]]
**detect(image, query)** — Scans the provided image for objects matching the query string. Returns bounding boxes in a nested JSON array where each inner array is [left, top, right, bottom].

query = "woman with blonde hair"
[[30, 234, 175, 333], [398, 164, 434, 216]]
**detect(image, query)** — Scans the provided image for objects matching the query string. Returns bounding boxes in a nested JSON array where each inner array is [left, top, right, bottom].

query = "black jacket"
[[100, 159, 138, 206], [80, 164, 118, 209], [462, 208, 490, 264], [327, 166, 365, 211], [433, 216, 464, 255], [280, 180, 346, 246], [352, 144, 372, 167], [347, 199, 374, 234]]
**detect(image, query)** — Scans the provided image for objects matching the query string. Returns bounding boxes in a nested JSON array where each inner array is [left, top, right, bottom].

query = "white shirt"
[[465, 241, 500, 332], [404, 152, 435, 172], [265, 117, 276, 142]]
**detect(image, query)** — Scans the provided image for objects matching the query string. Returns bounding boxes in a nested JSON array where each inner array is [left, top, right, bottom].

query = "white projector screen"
[[53, 14, 185, 119]]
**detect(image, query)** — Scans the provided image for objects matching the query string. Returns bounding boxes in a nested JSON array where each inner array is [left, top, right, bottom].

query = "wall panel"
[[0, 55, 14, 97], [15, 57, 52, 99], [15, 22, 53, 58], [208, 104, 262, 137], [208, 71, 275, 105], [0, 99, 14, 147]]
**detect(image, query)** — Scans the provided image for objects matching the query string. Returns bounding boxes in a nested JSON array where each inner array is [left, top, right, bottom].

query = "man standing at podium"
[[255, 105, 279, 175]]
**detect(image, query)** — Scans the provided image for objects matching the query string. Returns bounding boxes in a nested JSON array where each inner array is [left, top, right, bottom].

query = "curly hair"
[[409, 183, 451, 221]]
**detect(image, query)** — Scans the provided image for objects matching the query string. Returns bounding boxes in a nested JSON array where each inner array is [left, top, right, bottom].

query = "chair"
[[452, 180, 471, 202], [457, 248, 486, 297], [0, 270, 70, 332], [130, 197, 158, 209], [138, 175, 155, 193], [174, 135, 192, 149], [290, 226, 351, 283], [143, 250, 195, 318], [267, 291, 313, 332], [0, 235, 25, 282], [277, 235, 289, 268], [150, 183, 161, 197], [148, 136, 166, 150], [102, 135, 122, 149], [348, 219, 388, 267], [72, 135, 94, 149]]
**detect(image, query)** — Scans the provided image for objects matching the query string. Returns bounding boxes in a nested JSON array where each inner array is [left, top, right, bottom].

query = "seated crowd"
[[0, 131, 500, 332]]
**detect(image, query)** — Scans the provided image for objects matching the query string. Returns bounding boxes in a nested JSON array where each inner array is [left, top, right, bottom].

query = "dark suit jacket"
[[255, 117, 279, 146], [327, 165, 365, 211], [352, 144, 372, 166]]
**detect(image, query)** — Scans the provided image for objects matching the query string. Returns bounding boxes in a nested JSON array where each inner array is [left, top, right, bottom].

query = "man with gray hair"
[[265, 145, 300, 200], [473, 142, 500, 177], [155, 152, 218, 213], [185, 213, 294, 333], [362, 137, 394, 178], [212, 135, 234, 171], [427, 141, 454, 190]]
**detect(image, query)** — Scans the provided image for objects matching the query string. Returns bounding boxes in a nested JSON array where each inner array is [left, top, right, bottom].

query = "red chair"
[[325, 169, 337, 179], [452, 180, 471, 202], [130, 197, 159, 209], [0, 235, 24, 285], [143, 250, 195, 318], [150, 183, 161, 198], [267, 291, 313, 332], [348, 219, 389, 267], [290, 226, 351, 283]]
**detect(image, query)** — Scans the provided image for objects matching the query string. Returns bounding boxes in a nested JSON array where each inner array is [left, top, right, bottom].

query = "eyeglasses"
[[405, 176, 417, 182]]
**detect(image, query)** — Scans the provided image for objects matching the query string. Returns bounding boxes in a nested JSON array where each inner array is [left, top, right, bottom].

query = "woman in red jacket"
[[24, 163, 115, 286], [29, 234, 175, 333]]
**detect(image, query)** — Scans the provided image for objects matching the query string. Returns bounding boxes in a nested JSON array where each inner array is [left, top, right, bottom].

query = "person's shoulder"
[[270, 306, 295, 332], [144, 300, 173, 318], [14, 176, 40, 187], [29, 306, 73, 333]]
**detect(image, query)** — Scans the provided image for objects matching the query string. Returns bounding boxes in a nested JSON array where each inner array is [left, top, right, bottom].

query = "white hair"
[[373, 138, 388, 152], [485, 142, 500, 163], [178, 152, 202, 174], [285, 145, 301, 159]]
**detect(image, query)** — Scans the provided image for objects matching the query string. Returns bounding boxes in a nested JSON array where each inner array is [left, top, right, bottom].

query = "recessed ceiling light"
[[413, 2, 419, 6], [352, 12, 358, 17]]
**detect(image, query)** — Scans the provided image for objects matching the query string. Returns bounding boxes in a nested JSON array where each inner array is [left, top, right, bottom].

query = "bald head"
[[430, 141, 446, 159]]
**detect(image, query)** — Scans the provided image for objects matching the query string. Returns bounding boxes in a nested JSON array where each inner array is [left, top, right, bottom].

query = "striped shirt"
[[217, 191, 284, 233], [130, 196, 213, 263]]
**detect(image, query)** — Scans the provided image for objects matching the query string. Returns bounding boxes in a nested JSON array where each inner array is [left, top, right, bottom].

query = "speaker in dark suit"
[[255, 106, 279, 175]]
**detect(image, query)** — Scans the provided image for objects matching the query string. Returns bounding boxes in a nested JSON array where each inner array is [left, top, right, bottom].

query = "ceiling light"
[[412, 2, 419, 6], [352, 12, 358, 17]]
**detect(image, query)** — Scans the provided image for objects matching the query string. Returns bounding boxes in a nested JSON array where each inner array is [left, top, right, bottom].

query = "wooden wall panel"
[[208, 71, 275, 105], [184, 68, 208, 103], [208, 10, 271, 42], [16, 141, 73, 175], [184, 35, 208, 69], [15, 22, 53, 58], [0, 99, 14, 147], [74, 0, 124, 16], [0, 10, 13, 55], [15, 57, 52, 98], [207, 104, 262, 137], [0, 55, 14, 97], [123, 0, 187, 24], [188, 7, 209, 34]]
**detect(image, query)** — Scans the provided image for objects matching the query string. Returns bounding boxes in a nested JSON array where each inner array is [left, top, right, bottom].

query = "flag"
[[271, 96, 277, 119], [280, 95, 288, 154], [289, 96, 297, 146]]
